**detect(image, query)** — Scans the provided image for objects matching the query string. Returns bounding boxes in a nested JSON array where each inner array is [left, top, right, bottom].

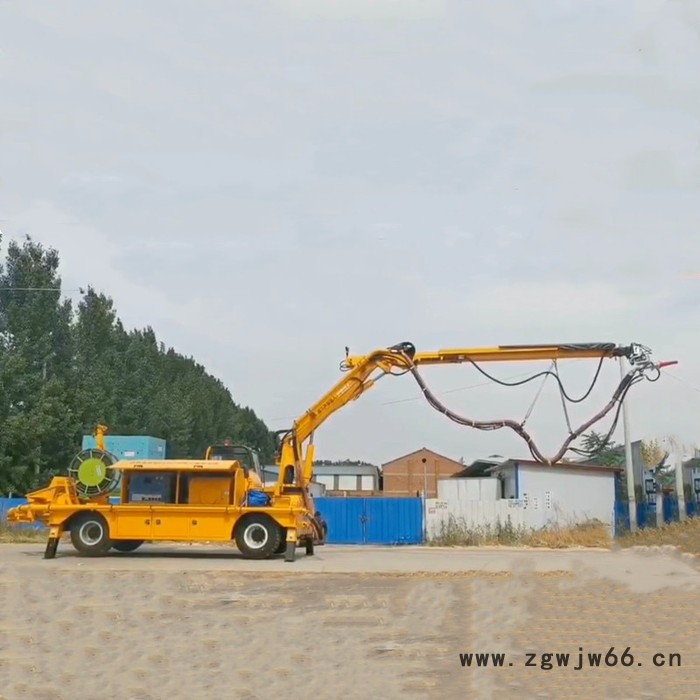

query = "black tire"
[[234, 514, 283, 559], [274, 536, 287, 555], [70, 512, 112, 556], [112, 540, 144, 553]]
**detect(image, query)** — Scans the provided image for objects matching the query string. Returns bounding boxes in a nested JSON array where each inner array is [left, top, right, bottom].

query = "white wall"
[[425, 497, 550, 539], [437, 477, 500, 501], [312, 473, 378, 491], [518, 466, 616, 526], [315, 475, 335, 490], [306, 482, 325, 498], [426, 467, 616, 539]]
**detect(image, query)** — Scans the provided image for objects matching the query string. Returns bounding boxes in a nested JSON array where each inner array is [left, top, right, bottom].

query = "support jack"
[[44, 537, 59, 560], [284, 542, 296, 563]]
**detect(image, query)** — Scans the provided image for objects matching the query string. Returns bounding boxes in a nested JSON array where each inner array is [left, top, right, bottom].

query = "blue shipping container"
[[81, 435, 166, 461]]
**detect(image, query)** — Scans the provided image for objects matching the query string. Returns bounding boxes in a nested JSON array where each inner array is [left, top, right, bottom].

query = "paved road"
[[2, 542, 698, 592]]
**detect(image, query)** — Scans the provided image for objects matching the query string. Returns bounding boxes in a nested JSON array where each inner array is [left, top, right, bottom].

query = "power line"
[[380, 371, 537, 405], [379, 357, 597, 406], [663, 370, 700, 394], [0, 287, 83, 292], [268, 358, 597, 419]]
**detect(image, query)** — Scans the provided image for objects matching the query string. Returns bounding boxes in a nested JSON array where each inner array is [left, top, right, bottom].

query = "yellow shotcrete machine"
[[5, 341, 674, 562]]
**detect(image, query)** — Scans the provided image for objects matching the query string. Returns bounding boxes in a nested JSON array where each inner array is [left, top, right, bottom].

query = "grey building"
[[312, 463, 381, 493]]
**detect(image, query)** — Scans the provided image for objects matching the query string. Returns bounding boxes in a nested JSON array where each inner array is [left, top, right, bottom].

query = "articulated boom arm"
[[274, 340, 666, 494], [274, 343, 418, 495]]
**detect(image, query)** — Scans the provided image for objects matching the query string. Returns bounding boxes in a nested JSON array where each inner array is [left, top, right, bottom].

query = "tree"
[[72, 287, 126, 430], [0, 236, 80, 493], [0, 235, 277, 494], [578, 430, 629, 501], [578, 430, 624, 467], [314, 459, 379, 467]]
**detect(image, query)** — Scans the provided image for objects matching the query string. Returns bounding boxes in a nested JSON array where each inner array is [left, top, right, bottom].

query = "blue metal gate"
[[313, 497, 423, 545]]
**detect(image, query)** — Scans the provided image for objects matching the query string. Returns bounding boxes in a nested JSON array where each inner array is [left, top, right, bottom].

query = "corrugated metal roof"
[[452, 458, 502, 478], [488, 458, 621, 474]]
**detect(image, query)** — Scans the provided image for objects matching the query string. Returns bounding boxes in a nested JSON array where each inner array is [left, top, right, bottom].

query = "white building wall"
[[315, 475, 334, 490], [437, 477, 500, 502], [518, 466, 615, 526], [425, 497, 551, 539], [425, 466, 616, 539]]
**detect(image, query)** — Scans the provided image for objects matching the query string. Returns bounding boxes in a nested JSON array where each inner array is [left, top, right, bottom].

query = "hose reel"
[[68, 448, 121, 498]]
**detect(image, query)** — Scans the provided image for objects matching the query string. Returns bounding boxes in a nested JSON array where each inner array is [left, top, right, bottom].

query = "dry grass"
[[524, 521, 612, 548], [428, 514, 612, 549], [617, 516, 700, 556], [0, 522, 47, 543]]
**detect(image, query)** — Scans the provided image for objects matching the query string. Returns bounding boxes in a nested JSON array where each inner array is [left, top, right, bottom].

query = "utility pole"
[[620, 357, 637, 533], [673, 440, 687, 522], [421, 456, 428, 542], [422, 457, 428, 498]]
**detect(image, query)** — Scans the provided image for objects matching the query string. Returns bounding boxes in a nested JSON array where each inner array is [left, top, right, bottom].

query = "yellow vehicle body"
[[6, 457, 322, 562]]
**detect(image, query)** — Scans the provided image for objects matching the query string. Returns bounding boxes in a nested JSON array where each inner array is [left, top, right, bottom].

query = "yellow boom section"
[[360, 343, 627, 366]]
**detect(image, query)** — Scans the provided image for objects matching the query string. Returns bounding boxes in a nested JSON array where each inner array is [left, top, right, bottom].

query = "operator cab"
[[204, 441, 262, 480]]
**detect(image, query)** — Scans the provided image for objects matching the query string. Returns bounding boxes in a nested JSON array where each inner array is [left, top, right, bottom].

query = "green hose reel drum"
[[68, 448, 121, 498]]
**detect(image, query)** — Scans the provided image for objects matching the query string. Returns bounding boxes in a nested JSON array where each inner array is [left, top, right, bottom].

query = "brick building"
[[381, 447, 464, 497]]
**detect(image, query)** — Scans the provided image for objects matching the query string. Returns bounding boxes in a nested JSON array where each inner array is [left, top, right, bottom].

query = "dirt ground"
[[1, 542, 700, 700]]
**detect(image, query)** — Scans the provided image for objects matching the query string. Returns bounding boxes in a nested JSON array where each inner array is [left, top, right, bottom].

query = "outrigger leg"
[[43, 526, 61, 559], [284, 528, 297, 563], [284, 542, 296, 562]]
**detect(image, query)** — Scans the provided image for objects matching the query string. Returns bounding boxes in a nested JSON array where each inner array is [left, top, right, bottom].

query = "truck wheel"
[[112, 540, 144, 553], [235, 514, 282, 559], [70, 512, 112, 556]]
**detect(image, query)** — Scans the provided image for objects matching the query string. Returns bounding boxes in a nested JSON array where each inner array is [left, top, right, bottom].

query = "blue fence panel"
[[0, 497, 29, 519], [637, 502, 652, 529], [365, 498, 423, 545], [313, 497, 424, 545], [614, 499, 630, 534], [663, 495, 679, 523], [614, 496, 700, 535], [313, 497, 366, 544]]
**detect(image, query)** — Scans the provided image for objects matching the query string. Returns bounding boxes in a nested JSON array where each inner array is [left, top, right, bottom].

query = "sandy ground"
[[2, 542, 700, 700]]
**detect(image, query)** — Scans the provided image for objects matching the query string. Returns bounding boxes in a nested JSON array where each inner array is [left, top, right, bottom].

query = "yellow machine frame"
[[6, 340, 667, 562], [8, 455, 315, 561]]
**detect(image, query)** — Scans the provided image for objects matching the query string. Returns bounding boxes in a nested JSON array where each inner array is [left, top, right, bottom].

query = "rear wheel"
[[112, 540, 144, 553], [234, 515, 282, 559], [70, 512, 112, 556]]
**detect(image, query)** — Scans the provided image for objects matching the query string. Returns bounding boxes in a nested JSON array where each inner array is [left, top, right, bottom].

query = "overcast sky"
[[2, 0, 700, 465]]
